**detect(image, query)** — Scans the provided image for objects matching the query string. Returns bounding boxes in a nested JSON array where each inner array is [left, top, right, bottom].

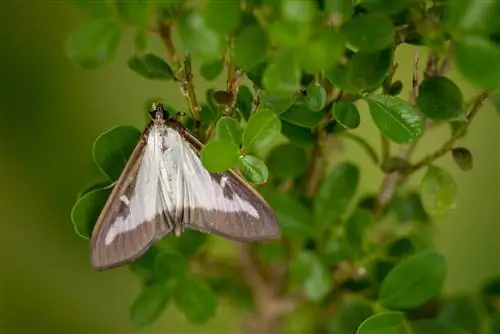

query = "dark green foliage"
[[67, 0, 498, 331]]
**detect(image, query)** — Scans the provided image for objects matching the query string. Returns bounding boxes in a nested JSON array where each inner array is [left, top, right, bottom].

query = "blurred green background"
[[1, 1, 498, 333]]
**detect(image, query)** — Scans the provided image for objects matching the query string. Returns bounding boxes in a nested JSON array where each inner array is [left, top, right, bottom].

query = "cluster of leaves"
[[68, 0, 500, 333]]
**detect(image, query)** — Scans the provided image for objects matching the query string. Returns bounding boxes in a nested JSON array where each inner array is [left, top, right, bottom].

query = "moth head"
[[149, 102, 168, 121]]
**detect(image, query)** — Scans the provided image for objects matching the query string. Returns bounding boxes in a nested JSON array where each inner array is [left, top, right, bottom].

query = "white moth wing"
[[90, 126, 172, 270], [162, 127, 280, 241]]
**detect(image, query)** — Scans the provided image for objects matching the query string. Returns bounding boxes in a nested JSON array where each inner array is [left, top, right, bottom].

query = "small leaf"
[[305, 83, 327, 111], [162, 230, 207, 258], [453, 34, 500, 90], [332, 101, 360, 129], [315, 162, 359, 226], [262, 51, 301, 97], [290, 251, 331, 301], [417, 76, 465, 121], [270, 20, 310, 48], [236, 85, 254, 121], [280, 104, 324, 129], [234, 24, 267, 69], [71, 187, 111, 239], [92, 125, 141, 181], [260, 189, 314, 238], [154, 251, 188, 281], [347, 48, 393, 92], [410, 319, 468, 334], [266, 143, 308, 178], [116, 0, 150, 25], [281, 0, 316, 23], [200, 59, 223, 81], [330, 298, 374, 334], [343, 13, 394, 52], [76, 180, 110, 199], [260, 91, 298, 115], [324, 0, 352, 25], [203, 0, 241, 34], [127, 53, 175, 80], [178, 11, 223, 62], [246, 60, 267, 89], [365, 94, 423, 144], [345, 209, 371, 254], [356, 311, 408, 334], [437, 296, 481, 334], [238, 155, 268, 184], [134, 29, 149, 52], [242, 109, 281, 152], [391, 192, 429, 224], [452, 147, 473, 171], [129, 247, 159, 282], [212, 90, 233, 106], [65, 19, 122, 69], [300, 30, 345, 74], [420, 166, 458, 217], [389, 80, 403, 96], [130, 283, 172, 327], [200, 139, 240, 173], [379, 250, 446, 310], [174, 276, 217, 324], [281, 120, 315, 147], [256, 242, 286, 263], [216, 117, 242, 146], [491, 93, 500, 115]]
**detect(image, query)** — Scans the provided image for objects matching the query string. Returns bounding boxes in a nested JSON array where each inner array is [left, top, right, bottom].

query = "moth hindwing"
[[90, 104, 280, 270]]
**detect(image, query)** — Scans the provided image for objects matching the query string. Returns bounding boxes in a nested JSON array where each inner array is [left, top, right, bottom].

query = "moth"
[[90, 104, 280, 270]]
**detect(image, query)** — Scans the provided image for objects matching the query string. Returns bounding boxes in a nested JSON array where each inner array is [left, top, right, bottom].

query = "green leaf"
[[270, 20, 310, 48], [389, 80, 403, 96], [266, 143, 308, 178], [324, 0, 352, 24], [345, 209, 371, 254], [65, 19, 122, 69], [281, 0, 316, 23], [300, 30, 345, 73], [216, 117, 242, 147], [130, 283, 172, 327], [330, 298, 374, 334], [71, 187, 111, 239], [281, 120, 315, 147], [134, 29, 149, 52], [234, 24, 267, 69], [453, 34, 500, 90], [200, 139, 240, 173], [452, 147, 473, 171], [280, 104, 324, 129], [76, 180, 110, 199], [236, 85, 254, 121], [92, 125, 141, 181], [154, 251, 188, 281], [356, 311, 408, 334], [256, 242, 286, 263], [242, 109, 281, 151], [212, 90, 233, 107], [333, 101, 360, 129], [305, 83, 327, 111], [260, 91, 299, 115], [116, 0, 150, 25], [129, 247, 159, 282], [178, 11, 223, 62], [203, 0, 241, 34], [379, 250, 446, 310], [492, 311, 500, 333], [290, 251, 331, 301], [343, 13, 394, 52], [71, 0, 113, 18], [481, 277, 500, 314], [417, 76, 465, 121], [203, 88, 222, 123], [437, 296, 481, 334], [391, 192, 429, 224], [365, 94, 423, 144], [410, 319, 468, 334], [246, 60, 267, 89], [387, 236, 429, 259], [161, 230, 207, 258], [445, 0, 500, 34], [315, 162, 359, 226], [174, 276, 217, 324], [127, 54, 175, 80], [200, 59, 223, 81], [360, 0, 416, 15], [491, 92, 500, 115], [238, 155, 268, 184], [260, 189, 314, 238], [420, 166, 458, 217], [262, 51, 301, 97], [347, 48, 393, 92]]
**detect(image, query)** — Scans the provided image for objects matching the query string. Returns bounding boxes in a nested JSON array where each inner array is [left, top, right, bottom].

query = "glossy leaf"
[[92, 125, 141, 181], [236, 85, 254, 121], [238, 155, 268, 184], [343, 14, 394, 52], [356, 311, 408, 334], [281, 120, 315, 147], [365, 94, 423, 144], [154, 251, 188, 281], [76, 180, 110, 199], [216, 117, 242, 147], [315, 162, 359, 226], [116, 0, 150, 25], [379, 250, 446, 310], [333, 101, 360, 129], [280, 104, 324, 129], [203, 0, 241, 34], [417, 76, 465, 121], [174, 276, 217, 324], [71, 187, 111, 239], [200, 139, 240, 173], [242, 109, 281, 151], [410, 319, 468, 334], [234, 24, 267, 69], [290, 251, 331, 301], [391, 192, 429, 224], [453, 34, 500, 90], [266, 143, 308, 178], [200, 59, 223, 81], [178, 11, 223, 62], [347, 48, 393, 92], [300, 30, 345, 73], [281, 0, 316, 23], [420, 166, 458, 217], [305, 83, 327, 111], [127, 54, 175, 80], [262, 51, 301, 97], [452, 147, 473, 171], [130, 283, 172, 327], [330, 298, 374, 334], [324, 0, 352, 25], [66, 19, 122, 69], [437, 296, 481, 334], [345, 209, 371, 254]]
